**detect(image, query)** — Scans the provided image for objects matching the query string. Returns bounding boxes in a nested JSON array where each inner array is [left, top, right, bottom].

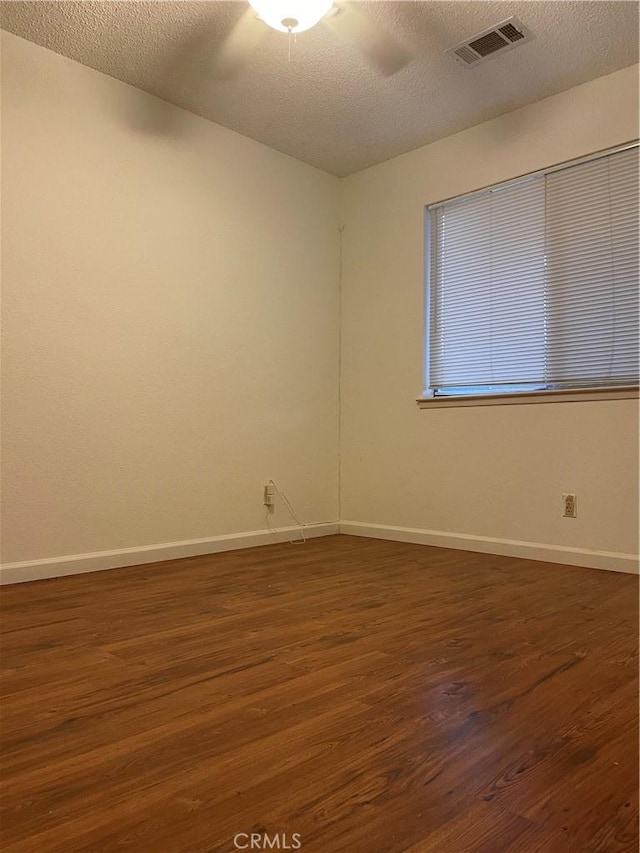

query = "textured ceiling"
[[1, 1, 638, 176]]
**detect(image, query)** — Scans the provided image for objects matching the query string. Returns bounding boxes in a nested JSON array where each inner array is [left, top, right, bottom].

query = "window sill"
[[417, 386, 639, 409]]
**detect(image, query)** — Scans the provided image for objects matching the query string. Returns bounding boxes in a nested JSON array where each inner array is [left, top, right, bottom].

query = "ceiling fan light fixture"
[[248, 0, 334, 33]]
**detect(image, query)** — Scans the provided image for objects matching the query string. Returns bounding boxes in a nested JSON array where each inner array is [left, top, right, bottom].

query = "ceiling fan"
[[213, 0, 412, 78], [248, 0, 337, 33]]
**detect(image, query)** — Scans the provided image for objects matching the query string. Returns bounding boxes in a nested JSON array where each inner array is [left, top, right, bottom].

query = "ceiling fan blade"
[[212, 6, 267, 80], [324, 3, 411, 77]]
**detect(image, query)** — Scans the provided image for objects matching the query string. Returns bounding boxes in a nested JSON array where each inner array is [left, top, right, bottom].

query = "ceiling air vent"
[[448, 17, 533, 67]]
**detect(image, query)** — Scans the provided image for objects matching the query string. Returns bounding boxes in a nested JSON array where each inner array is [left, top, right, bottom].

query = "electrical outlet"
[[263, 483, 275, 508], [562, 493, 577, 518]]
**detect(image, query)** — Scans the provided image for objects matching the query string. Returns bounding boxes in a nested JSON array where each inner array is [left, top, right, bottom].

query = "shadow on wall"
[[107, 9, 248, 138]]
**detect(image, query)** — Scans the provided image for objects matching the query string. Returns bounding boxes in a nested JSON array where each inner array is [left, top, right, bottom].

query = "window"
[[424, 143, 639, 402]]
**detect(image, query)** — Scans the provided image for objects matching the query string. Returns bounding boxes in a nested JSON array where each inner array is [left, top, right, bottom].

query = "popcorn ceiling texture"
[[1, 0, 638, 176]]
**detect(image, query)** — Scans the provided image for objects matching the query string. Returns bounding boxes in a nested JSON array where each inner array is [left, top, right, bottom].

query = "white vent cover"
[[447, 17, 533, 67]]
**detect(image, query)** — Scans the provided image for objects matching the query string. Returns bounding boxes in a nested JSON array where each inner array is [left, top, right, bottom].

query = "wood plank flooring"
[[0, 535, 637, 852]]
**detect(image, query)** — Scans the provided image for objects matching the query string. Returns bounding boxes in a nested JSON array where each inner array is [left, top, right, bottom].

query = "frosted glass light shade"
[[248, 0, 334, 33]]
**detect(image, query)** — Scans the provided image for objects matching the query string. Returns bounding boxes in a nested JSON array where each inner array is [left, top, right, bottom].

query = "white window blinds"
[[428, 144, 639, 395]]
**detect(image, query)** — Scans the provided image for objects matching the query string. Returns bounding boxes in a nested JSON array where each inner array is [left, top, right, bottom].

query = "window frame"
[[419, 140, 640, 408]]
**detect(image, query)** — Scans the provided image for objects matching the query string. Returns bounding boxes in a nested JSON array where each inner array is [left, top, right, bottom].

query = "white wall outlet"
[[562, 493, 577, 518], [263, 483, 275, 508]]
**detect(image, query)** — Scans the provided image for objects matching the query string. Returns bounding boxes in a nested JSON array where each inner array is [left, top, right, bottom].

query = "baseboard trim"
[[0, 523, 340, 585], [339, 521, 639, 575], [3, 520, 636, 584]]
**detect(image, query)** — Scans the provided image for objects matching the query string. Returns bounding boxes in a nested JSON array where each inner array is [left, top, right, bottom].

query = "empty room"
[[1, 1, 638, 851]]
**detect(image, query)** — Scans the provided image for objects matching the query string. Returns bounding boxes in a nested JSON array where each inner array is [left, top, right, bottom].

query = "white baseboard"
[[2, 520, 636, 584], [339, 521, 639, 575], [0, 523, 340, 585]]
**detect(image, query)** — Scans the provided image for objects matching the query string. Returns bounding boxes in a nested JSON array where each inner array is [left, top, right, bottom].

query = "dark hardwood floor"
[[0, 535, 637, 852]]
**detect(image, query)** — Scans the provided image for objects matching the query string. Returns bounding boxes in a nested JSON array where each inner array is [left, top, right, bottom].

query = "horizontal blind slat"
[[429, 145, 639, 392]]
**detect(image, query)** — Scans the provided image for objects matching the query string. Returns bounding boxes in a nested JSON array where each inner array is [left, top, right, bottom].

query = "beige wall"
[[1, 32, 340, 563], [2, 30, 638, 572], [340, 64, 639, 559]]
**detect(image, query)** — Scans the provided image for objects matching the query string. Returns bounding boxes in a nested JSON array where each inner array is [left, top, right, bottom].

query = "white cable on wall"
[[265, 479, 338, 546], [266, 479, 306, 544]]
